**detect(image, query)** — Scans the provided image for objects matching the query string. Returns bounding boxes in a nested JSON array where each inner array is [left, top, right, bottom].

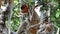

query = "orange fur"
[[21, 5, 28, 13]]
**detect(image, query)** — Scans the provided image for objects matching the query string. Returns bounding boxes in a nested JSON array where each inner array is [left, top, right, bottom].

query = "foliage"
[[11, 0, 20, 31]]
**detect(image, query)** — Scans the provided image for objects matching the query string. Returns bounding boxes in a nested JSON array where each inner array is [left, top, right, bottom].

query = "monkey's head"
[[21, 4, 28, 13]]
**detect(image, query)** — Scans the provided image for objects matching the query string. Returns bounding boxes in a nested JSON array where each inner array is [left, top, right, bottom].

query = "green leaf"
[[56, 12, 59, 18], [14, 8, 18, 11], [55, 9, 60, 18], [30, 2, 35, 5], [14, 0, 18, 4], [57, 9, 59, 11], [29, 0, 32, 2], [51, 17, 56, 21], [57, 9, 60, 14]]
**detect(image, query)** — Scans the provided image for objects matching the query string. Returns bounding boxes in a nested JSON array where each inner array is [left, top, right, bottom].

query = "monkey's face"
[[21, 5, 28, 13]]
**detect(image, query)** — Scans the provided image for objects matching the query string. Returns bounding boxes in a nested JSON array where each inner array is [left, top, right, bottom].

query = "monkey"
[[17, 4, 30, 34], [37, 17, 53, 34], [17, 2, 51, 34], [26, 5, 43, 34], [21, 4, 28, 13], [17, 20, 30, 34]]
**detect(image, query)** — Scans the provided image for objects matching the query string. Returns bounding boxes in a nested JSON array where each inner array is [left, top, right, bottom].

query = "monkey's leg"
[[17, 22, 28, 34]]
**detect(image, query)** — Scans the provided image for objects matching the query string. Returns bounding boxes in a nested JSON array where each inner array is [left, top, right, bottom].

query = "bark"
[[0, 7, 8, 34], [0, 0, 14, 34], [0, 1, 8, 34]]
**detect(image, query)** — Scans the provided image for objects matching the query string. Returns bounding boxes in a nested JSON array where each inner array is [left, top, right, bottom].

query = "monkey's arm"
[[17, 22, 28, 34]]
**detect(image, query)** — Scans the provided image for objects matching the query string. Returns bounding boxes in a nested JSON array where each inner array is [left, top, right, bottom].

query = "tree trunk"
[[0, 9, 7, 34]]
